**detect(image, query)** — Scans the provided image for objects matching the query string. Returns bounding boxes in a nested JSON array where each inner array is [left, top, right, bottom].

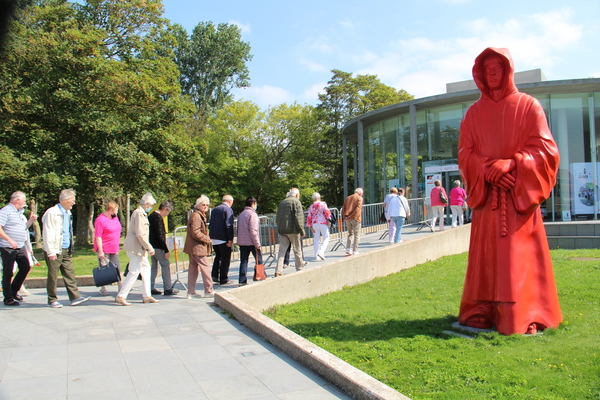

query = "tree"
[[0, 0, 200, 244], [196, 100, 324, 213], [316, 69, 414, 206], [173, 21, 252, 131]]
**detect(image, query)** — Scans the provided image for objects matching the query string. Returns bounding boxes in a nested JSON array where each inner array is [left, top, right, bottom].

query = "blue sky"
[[162, 0, 600, 110]]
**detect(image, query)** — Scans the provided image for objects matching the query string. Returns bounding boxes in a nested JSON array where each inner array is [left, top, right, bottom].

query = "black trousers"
[[1, 247, 31, 302], [211, 243, 232, 284]]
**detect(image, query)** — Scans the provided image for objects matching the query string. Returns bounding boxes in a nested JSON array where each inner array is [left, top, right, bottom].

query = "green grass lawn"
[[264, 249, 600, 400]]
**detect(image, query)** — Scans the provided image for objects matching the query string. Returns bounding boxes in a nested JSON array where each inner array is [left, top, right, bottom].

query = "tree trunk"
[[75, 203, 91, 246]]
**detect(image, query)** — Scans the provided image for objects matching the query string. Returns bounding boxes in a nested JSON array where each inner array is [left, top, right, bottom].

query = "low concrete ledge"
[[215, 225, 472, 399], [228, 225, 471, 312], [217, 291, 409, 400]]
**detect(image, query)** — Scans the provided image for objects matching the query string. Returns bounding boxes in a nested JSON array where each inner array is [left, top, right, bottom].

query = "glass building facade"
[[342, 78, 600, 222]]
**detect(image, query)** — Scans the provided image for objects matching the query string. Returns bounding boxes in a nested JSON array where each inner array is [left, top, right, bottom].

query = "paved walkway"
[[0, 224, 438, 400]]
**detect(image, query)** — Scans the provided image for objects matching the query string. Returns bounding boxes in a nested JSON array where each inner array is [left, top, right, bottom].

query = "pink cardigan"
[[430, 186, 448, 207], [236, 206, 260, 248]]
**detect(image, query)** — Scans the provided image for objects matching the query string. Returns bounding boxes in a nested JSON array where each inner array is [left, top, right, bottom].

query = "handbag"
[[462, 201, 469, 210], [439, 188, 449, 205], [253, 249, 267, 281], [93, 261, 121, 287]]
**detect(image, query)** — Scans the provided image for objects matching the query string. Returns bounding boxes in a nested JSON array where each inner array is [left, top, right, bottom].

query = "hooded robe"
[[457, 47, 562, 335]]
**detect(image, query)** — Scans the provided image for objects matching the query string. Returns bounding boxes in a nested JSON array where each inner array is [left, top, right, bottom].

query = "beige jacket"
[[123, 206, 154, 256]]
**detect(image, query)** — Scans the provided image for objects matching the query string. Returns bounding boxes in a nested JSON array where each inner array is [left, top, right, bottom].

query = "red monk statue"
[[457, 47, 562, 335]]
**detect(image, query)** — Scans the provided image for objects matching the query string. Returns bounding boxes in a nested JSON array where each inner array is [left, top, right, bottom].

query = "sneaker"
[[345, 248, 352, 255], [71, 296, 91, 306], [151, 289, 162, 295], [283, 264, 290, 269], [163, 289, 179, 296], [203, 292, 214, 298], [274, 272, 284, 278], [4, 299, 20, 306], [99, 287, 110, 296], [19, 289, 30, 296], [353, 251, 360, 255], [238, 282, 248, 287], [317, 253, 325, 260], [219, 280, 233, 285], [48, 301, 63, 308], [187, 293, 203, 300]]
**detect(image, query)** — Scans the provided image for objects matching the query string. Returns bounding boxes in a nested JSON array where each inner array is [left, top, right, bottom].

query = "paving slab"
[[0, 223, 440, 399]]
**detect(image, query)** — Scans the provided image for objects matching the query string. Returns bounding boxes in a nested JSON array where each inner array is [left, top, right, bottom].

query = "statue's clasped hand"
[[485, 158, 516, 190]]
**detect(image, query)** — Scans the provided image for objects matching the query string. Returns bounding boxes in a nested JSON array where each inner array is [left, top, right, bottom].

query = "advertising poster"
[[425, 174, 441, 199], [569, 162, 598, 215]]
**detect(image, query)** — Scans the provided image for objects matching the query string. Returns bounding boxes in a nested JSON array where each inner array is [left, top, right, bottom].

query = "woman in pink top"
[[94, 201, 122, 295], [449, 180, 468, 227], [430, 180, 448, 231], [307, 193, 331, 260]]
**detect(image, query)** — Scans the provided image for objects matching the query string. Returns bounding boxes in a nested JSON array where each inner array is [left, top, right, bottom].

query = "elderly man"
[[149, 200, 178, 296], [342, 188, 363, 255], [457, 47, 562, 335], [0, 191, 37, 306], [274, 188, 305, 277], [210, 195, 234, 285], [42, 189, 90, 308]]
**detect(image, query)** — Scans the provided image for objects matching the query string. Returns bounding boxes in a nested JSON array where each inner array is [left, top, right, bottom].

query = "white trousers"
[[312, 223, 330, 257], [118, 252, 151, 299], [451, 205, 464, 227]]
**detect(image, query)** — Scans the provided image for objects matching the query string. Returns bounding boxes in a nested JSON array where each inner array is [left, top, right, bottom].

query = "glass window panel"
[[550, 93, 592, 221]]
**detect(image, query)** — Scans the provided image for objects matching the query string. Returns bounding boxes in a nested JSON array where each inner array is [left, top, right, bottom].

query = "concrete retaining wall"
[[215, 225, 471, 399]]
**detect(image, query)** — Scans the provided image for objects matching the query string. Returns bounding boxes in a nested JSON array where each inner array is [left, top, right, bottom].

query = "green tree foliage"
[[316, 69, 414, 206], [0, 0, 199, 243], [195, 100, 323, 213], [173, 21, 252, 131]]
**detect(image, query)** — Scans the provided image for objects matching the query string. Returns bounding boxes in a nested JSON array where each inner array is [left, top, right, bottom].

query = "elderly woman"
[[236, 197, 262, 286], [450, 180, 468, 227], [183, 195, 214, 299], [94, 201, 122, 296], [383, 187, 399, 244], [307, 192, 331, 260], [430, 180, 448, 232], [115, 193, 159, 306]]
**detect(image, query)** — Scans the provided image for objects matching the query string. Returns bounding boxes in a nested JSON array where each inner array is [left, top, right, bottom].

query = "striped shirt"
[[0, 203, 28, 248]]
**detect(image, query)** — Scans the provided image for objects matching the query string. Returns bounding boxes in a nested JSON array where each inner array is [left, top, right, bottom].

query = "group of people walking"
[[0, 185, 370, 307], [429, 180, 468, 231]]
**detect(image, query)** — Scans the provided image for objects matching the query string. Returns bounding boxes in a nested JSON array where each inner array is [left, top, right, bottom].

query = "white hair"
[[140, 192, 156, 207], [59, 189, 76, 202], [311, 192, 321, 201], [287, 188, 300, 198], [195, 195, 210, 208], [355, 188, 363, 195], [10, 191, 26, 202]]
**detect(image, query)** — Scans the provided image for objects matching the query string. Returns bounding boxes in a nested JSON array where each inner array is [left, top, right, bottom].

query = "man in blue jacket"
[[210, 195, 234, 285]]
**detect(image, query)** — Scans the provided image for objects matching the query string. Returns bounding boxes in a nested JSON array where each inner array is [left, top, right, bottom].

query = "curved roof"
[[342, 78, 600, 142]]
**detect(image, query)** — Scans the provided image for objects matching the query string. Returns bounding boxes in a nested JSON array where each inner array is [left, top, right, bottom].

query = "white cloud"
[[339, 20, 355, 30], [299, 57, 328, 73], [347, 7, 584, 98], [229, 20, 251, 35], [299, 82, 328, 104], [233, 85, 293, 109]]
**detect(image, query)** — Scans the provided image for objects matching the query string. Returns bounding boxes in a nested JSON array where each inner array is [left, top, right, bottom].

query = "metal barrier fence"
[[168, 199, 429, 278]]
